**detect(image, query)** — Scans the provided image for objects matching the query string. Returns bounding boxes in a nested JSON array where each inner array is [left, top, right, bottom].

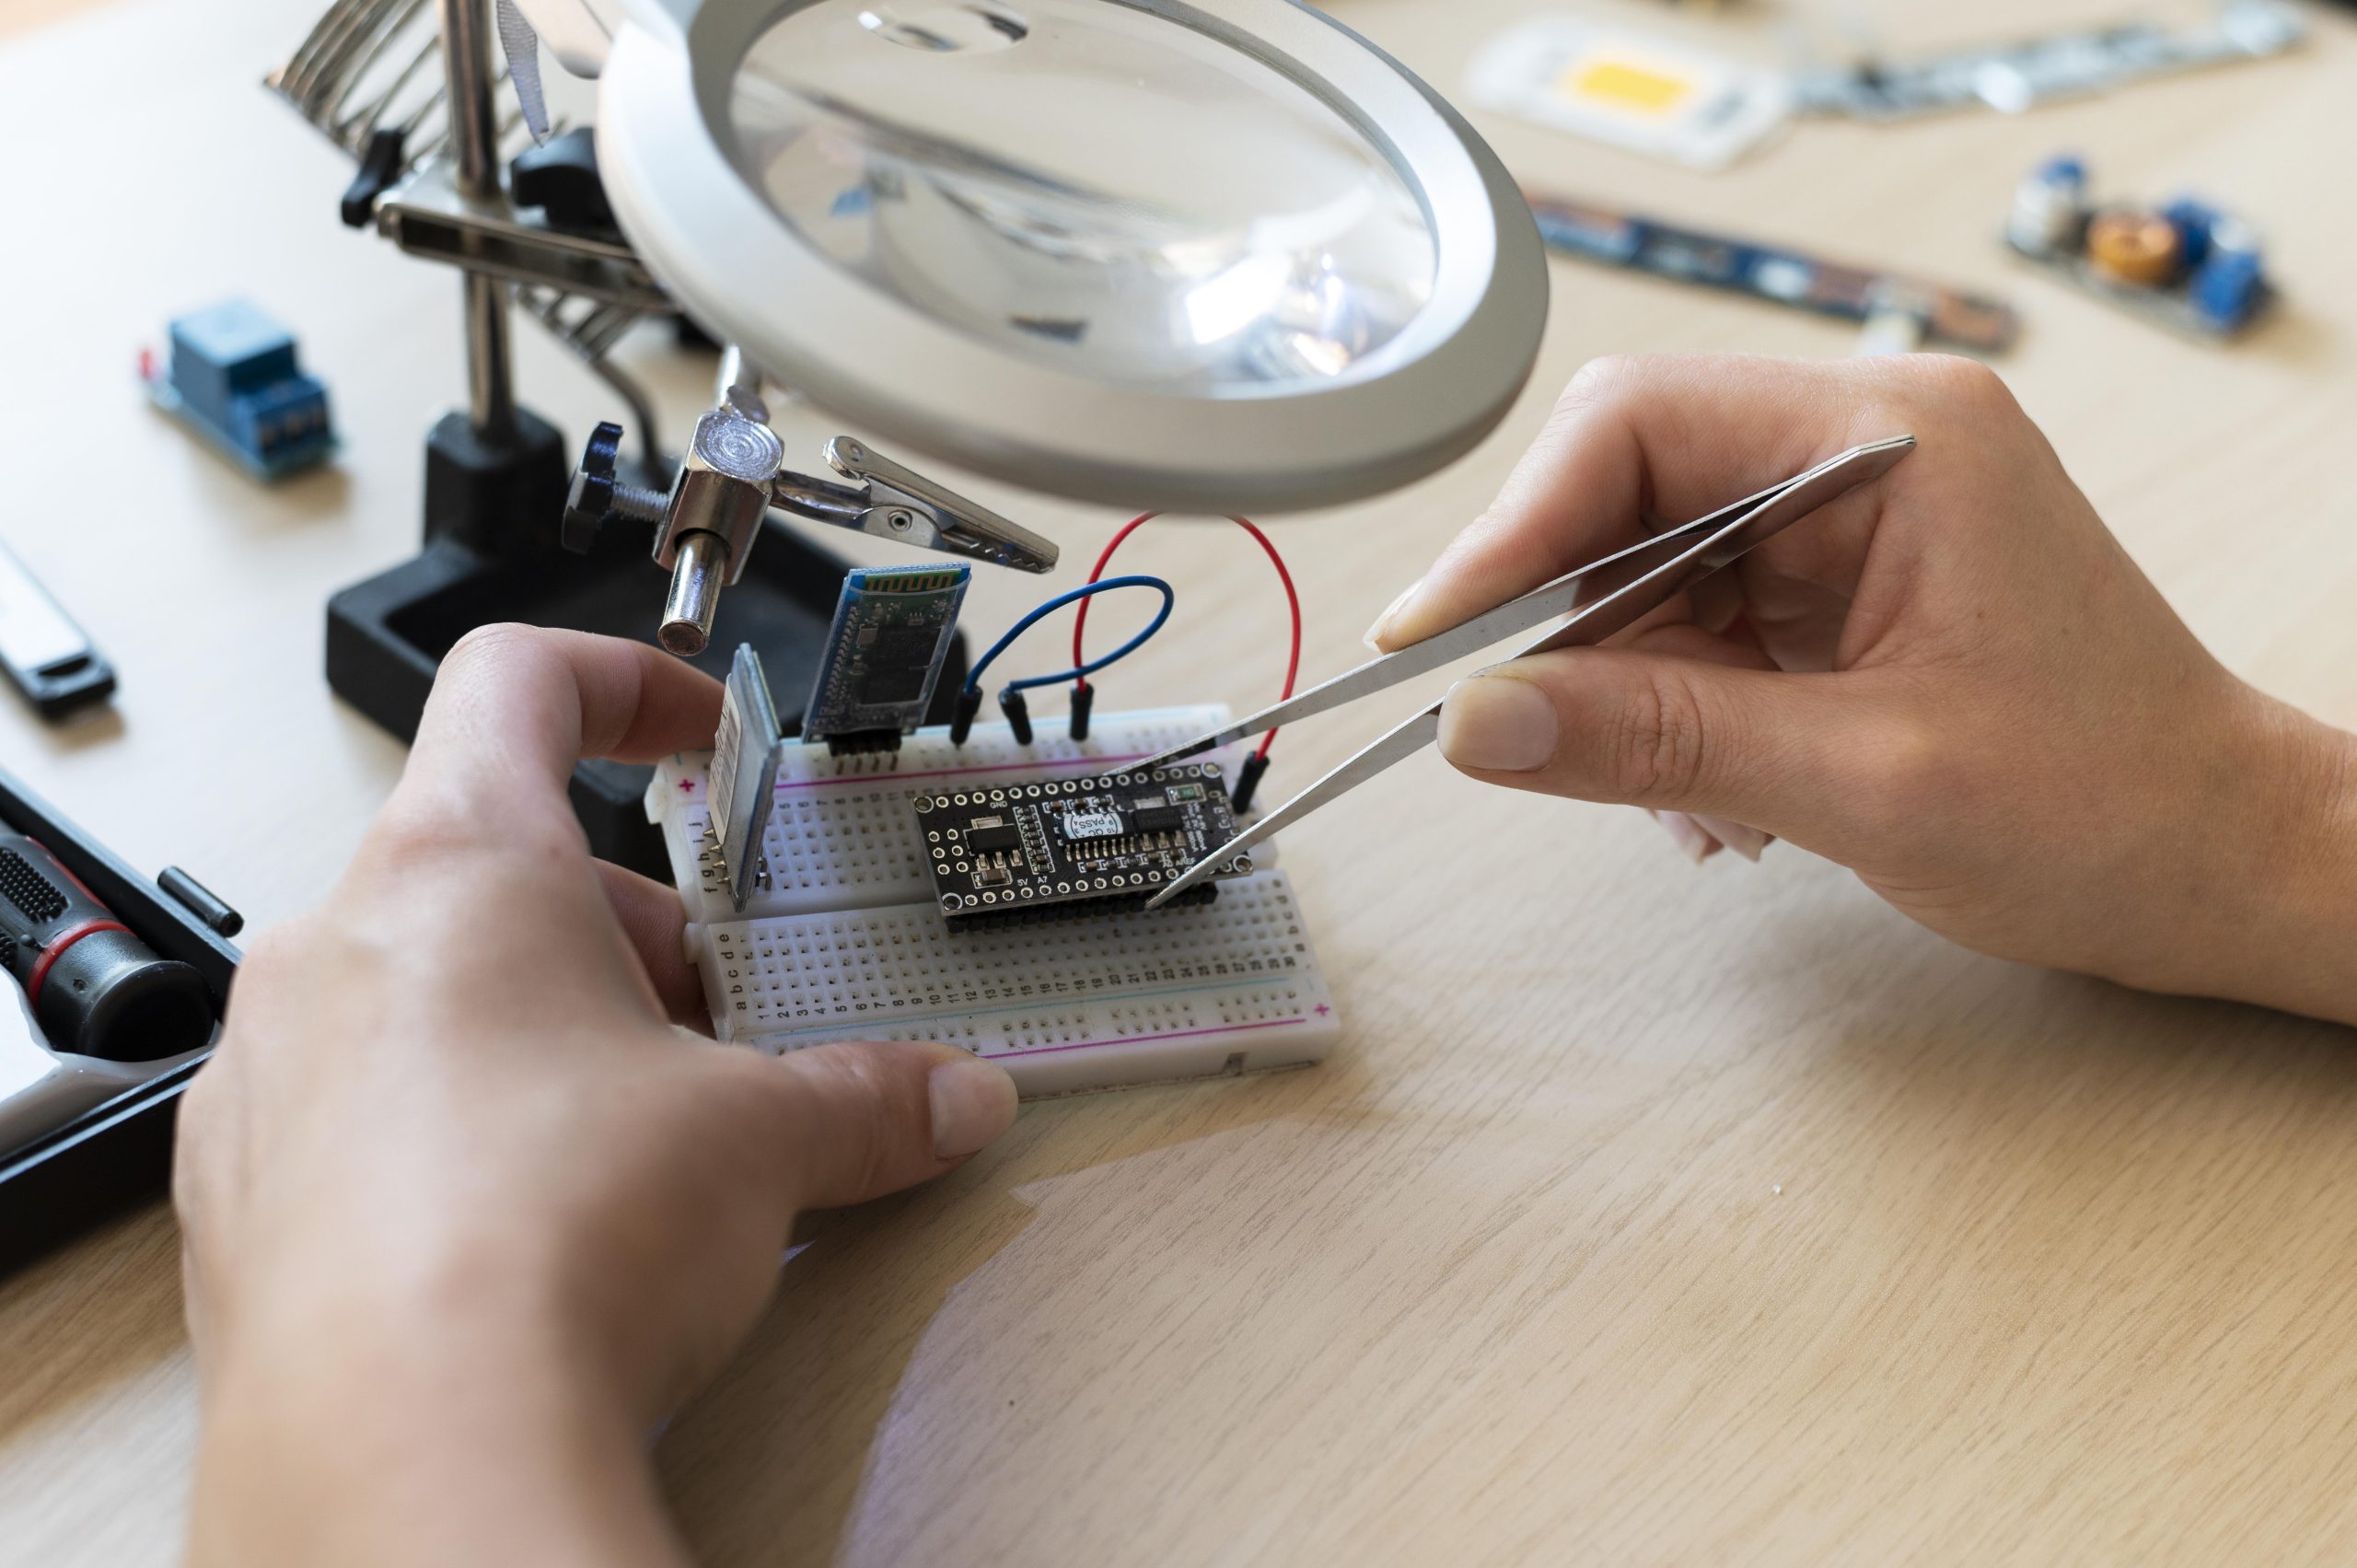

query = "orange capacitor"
[[2085, 210, 2183, 287]]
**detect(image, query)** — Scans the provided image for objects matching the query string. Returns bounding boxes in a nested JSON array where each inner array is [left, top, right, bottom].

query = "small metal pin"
[[659, 532, 727, 656]]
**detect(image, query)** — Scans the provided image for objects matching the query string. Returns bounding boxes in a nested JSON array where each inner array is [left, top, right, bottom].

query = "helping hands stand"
[[317, 0, 959, 877]]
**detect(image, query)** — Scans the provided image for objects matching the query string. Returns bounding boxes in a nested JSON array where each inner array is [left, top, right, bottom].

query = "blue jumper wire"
[[964, 575, 1175, 702]]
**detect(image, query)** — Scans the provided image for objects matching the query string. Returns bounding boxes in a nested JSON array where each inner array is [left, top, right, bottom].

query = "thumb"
[[1434, 641, 1898, 851], [761, 1040, 1018, 1210]]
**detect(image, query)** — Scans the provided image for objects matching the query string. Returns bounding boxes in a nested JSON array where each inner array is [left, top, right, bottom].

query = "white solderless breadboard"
[[695, 874, 1332, 1098], [647, 707, 1340, 1098], [645, 706, 1266, 925]]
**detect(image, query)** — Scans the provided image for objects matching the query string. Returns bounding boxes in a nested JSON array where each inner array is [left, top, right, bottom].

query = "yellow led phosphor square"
[[1565, 59, 1692, 115]]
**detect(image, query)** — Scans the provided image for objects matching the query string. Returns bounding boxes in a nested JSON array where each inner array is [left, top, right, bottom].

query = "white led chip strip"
[[650, 706, 1339, 1098]]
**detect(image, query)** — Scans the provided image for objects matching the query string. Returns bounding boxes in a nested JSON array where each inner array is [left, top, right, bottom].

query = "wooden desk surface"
[[6, 0, 2357, 1562]]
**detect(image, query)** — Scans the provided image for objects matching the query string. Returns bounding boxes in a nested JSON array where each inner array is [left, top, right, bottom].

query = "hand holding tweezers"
[[1138, 435, 1918, 908]]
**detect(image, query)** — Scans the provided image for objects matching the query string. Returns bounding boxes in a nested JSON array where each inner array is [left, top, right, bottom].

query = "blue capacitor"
[[2037, 153, 2088, 189], [2190, 248, 2266, 332], [2161, 197, 2221, 273]]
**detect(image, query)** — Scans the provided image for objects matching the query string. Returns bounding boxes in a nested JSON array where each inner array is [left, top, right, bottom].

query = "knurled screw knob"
[[562, 422, 668, 553]]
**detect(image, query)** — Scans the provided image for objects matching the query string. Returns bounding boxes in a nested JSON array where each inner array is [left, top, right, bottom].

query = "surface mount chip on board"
[[913, 764, 1254, 929], [710, 644, 786, 912]]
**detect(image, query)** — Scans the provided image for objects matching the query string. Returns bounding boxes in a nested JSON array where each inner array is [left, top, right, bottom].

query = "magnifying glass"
[[522, 0, 1549, 643]]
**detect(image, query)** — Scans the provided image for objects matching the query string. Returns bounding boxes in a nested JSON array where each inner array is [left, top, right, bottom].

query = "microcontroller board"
[[802, 564, 970, 753], [915, 764, 1253, 927]]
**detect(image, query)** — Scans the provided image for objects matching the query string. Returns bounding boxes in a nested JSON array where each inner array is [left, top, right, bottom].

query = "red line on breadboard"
[[771, 749, 1159, 795]]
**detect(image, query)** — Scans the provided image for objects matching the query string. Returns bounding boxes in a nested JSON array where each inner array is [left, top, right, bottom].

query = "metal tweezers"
[[1138, 435, 1918, 909]]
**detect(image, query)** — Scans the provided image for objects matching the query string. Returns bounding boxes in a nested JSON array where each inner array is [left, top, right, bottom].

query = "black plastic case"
[[0, 766, 238, 1275]]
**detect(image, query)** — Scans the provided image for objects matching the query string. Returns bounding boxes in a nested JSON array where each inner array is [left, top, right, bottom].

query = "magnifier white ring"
[[598, 0, 1547, 510]]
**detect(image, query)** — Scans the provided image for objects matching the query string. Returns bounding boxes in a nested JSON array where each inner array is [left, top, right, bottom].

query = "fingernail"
[[1692, 814, 1770, 863], [928, 1056, 1017, 1159], [1437, 676, 1557, 772], [1364, 576, 1426, 650], [1651, 809, 1716, 864]]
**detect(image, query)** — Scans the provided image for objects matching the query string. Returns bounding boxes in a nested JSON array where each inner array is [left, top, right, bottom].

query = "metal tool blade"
[[1144, 710, 1441, 910]]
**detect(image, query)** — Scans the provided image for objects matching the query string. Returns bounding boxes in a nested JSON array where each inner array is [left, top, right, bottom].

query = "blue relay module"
[[143, 299, 335, 479]]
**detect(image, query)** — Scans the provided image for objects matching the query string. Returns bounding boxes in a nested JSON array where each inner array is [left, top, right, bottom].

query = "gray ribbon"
[[494, 0, 550, 144]]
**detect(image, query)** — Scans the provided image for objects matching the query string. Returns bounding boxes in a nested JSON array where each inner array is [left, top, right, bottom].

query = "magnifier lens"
[[726, 0, 1440, 391]]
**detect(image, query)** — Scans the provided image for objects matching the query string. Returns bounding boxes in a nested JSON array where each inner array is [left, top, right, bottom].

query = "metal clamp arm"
[[821, 437, 1059, 574], [763, 443, 1060, 573], [766, 469, 873, 528], [562, 412, 1062, 656]]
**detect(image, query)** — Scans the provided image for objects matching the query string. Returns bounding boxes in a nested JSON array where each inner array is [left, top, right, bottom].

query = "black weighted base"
[[423, 407, 572, 557]]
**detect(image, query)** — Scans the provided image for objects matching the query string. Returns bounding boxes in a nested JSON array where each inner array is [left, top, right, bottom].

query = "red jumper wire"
[[1070, 514, 1301, 759]]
